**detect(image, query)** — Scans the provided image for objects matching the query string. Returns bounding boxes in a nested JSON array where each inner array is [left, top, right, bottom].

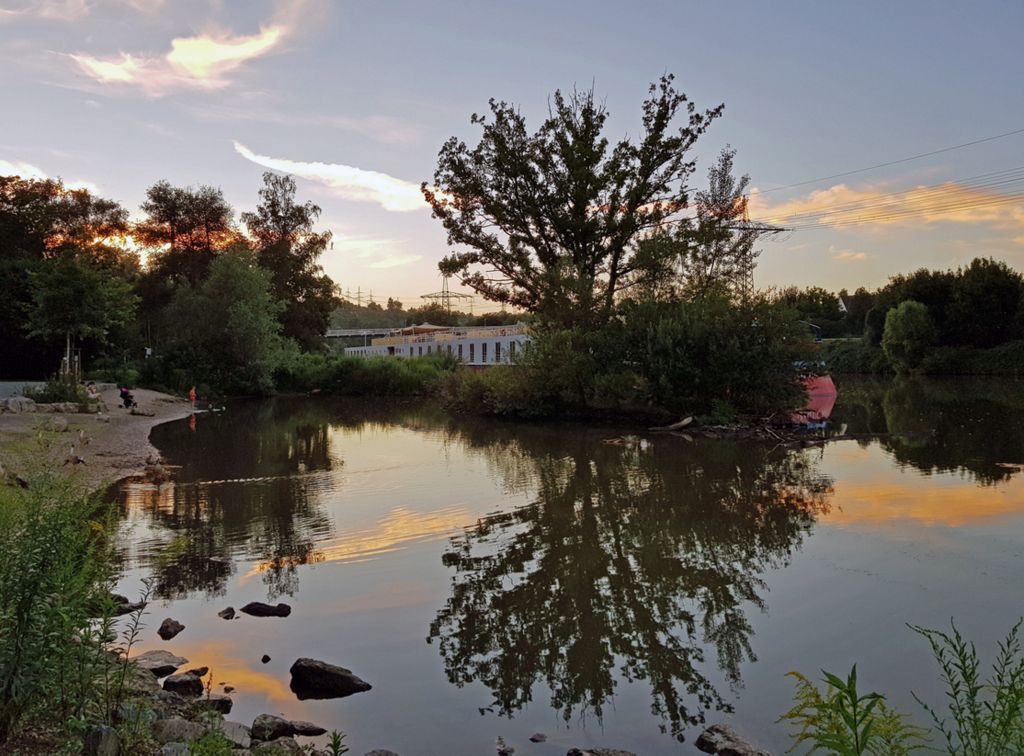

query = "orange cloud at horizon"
[[750, 181, 1024, 233]]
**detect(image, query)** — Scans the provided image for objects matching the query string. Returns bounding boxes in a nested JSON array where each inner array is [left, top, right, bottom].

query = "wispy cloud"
[[0, 0, 89, 22], [70, 25, 284, 94], [830, 246, 868, 263], [0, 156, 99, 193], [750, 181, 1024, 232], [367, 254, 422, 269], [233, 141, 428, 212]]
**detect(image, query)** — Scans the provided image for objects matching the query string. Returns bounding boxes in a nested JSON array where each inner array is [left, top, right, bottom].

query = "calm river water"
[[114, 377, 1024, 754]]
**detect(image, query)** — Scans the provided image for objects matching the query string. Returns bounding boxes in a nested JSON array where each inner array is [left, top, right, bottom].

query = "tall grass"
[[0, 450, 117, 742]]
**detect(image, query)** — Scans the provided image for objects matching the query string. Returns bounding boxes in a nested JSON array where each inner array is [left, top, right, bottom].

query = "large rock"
[[44, 415, 69, 432], [255, 737, 302, 753], [153, 717, 206, 745], [567, 750, 637, 756], [124, 665, 162, 695], [289, 719, 327, 736], [219, 720, 252, 749], [157, 618, 185, 640], [1, 396, 36, 413], [217, 606, 235, 620], [241, 601, 291, 617], [251, 714, 293, 742], [134, 650, 189, 677], [163, 672, 203, 696], [289, 658, 372, 700], [206, 693, 233, 714], [160, 745, 189, 756], [82, 724, 120, 756], [695, 725, 770, 756]]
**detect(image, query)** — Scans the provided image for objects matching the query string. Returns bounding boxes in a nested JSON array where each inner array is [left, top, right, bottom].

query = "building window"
[[447, 344, 453, 355], [509, 341, 517, 359], [469, 343, 475, 362], [481, 343, 488, 363], [418, 346, 423, 356], [458, 344, 464, 360], [494, 342, 501, 362]]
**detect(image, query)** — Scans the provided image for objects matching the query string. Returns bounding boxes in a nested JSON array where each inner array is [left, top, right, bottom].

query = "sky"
[[2, 0, 1023, 306]]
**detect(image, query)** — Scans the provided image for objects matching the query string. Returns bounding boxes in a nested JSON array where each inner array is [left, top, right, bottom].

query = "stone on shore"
[[153, 716, 206, 745], [44, 415, 69, 432], [290, 719, 327, 736], [252, 714, 293, 742], [241, 601, 291, 617], [1, 397, 36, 414], [160, 745, 189, 756], [289, 657, 372, 700], [567, 750, 637, 756], [157, 618, 185, 640], [185, 666, 209, 678], [255, 737, 302, 753], [163, 672, 203, 696], [207, 693, 233, 714], [217, 606, 235, 620], [695, 724, 769, 756], [82, 724, 119, 756], [365, 751, 401, 756], [529, 733, 547, 743], [261, 654, 271, 663], [134, 650, 189, 677], [219, 720, 251, 749]]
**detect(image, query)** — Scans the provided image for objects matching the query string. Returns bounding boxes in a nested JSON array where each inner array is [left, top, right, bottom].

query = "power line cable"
[[757, 126, 1024, 194]]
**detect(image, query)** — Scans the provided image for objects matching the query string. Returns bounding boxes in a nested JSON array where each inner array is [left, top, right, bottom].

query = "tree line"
[[0, 171, 337, 392]]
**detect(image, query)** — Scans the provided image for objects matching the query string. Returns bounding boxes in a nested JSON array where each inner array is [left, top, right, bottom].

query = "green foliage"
[[947, 258, 1024, 348], [909, 619, 1024, 755], [883, 301, 935, 372], [425, 74, 722, 329], [0, 459, 114, 741], [275, 352, 458, 396], [188, 730, 234, 755], [779, 667, 925, 755], [325, 730, 350, 756], [822, 339, 894, 375], [241, 172, 338, 350], [155, 250, 289, 395], [23, 375, 88, 404]]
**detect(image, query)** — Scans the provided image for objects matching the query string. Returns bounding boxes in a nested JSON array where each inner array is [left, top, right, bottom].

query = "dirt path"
[[0, 386, 195, 490]]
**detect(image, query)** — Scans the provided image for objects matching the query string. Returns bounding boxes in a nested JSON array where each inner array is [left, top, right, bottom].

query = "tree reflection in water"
[[123, 399, 335, 600], [428, 427, 833, 743]]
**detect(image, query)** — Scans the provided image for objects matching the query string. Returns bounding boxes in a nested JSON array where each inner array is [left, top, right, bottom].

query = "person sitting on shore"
[[85, 382, 107, 412]]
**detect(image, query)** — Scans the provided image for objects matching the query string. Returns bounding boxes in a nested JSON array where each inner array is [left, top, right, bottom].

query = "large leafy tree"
[[136, 181, 239, 286], [0, 176, 133, 376], [25, 255, 138, 359], [423, 75, 722, 329], [162, 250, 287, 394], [241, 172, 338, 350]]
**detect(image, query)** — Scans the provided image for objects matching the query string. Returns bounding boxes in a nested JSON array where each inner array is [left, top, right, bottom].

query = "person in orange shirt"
[[189, 386, 196, 408]]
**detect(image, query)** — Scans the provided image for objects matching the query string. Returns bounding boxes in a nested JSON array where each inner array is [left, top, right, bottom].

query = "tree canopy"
[[242, 172, 338, 350], [424, 75, 723, 329]]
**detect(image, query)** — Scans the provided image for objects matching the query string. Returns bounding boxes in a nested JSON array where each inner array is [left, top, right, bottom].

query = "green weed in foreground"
[[784, 620, 1024, 755], [779, 666, 924, 755], [909, 620, 1024, 755]]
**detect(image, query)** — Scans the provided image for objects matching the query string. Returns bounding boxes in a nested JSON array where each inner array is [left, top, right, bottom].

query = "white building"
[[344, 323, 529, 367]]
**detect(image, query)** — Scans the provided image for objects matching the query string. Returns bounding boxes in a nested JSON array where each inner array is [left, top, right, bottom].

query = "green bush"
[[823, 339, 894, 375], [883, 301, 935, 372], [0, 460, 115, 741], [275, 352, 458, 396], [22, 375, 87, 404]]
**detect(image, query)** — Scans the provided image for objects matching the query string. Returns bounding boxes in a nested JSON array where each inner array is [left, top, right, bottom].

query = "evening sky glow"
[[2, 0, 1023, 303]]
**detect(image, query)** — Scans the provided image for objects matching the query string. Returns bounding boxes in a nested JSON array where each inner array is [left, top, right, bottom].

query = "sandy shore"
[[0, 386, 194, 490]]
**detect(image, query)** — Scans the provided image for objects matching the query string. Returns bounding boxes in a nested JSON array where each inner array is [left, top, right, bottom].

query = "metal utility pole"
[[421, 275, 473, 315]]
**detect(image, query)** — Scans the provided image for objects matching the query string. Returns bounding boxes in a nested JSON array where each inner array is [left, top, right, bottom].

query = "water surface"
[[115, 377, 1024, 754]]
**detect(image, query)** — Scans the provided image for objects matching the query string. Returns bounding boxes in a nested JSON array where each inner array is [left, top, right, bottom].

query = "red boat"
[[791, 374, 837, 426]]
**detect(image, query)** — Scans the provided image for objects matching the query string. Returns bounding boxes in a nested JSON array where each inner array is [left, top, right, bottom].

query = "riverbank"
[[0, 386, 194, 488]]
